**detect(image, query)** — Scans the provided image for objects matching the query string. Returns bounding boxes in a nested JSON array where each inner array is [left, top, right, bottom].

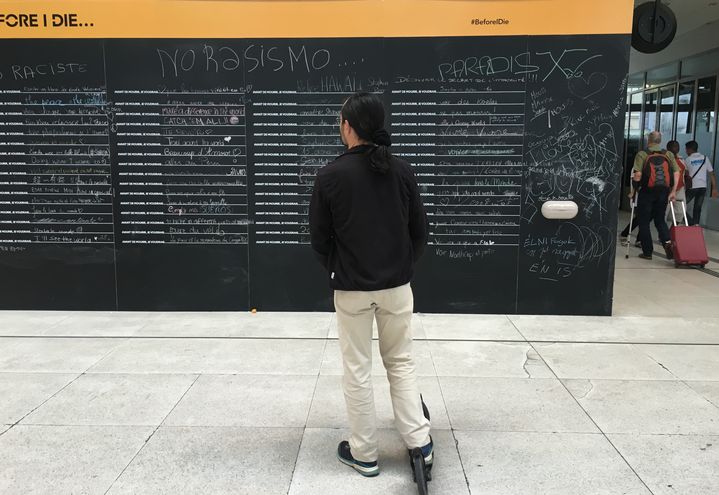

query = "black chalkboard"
[[517, 35, 628, 315], [104, 40, 250, 310], [0, 35, 630, 314], [0, 39, 116, 309]]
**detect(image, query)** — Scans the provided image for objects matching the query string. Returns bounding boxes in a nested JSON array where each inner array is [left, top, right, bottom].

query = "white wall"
[[629, 20, 719, 74]]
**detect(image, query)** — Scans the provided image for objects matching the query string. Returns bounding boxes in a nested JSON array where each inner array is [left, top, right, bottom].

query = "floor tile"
[[534, 343, 676, 379], [685, 381, 719, 409], [440, 377, 597, 433], [0, 425, 10, 435], [609, 434, 719, 495], [0, 372, 77, 424], [419, 314, 523, 341], [89, 338, 325, 375], [565, 379, 719, 434], [508, 315, 719, 344], [0, 425, 154, 495], [42, 312, 155, 337], [455, 431, 650, 494], [320, 340, 436, 376], [164, 374, 317, 427], [307, 375, 450, 429], [21, 373, 197, 426], [0, 311, 72, 336], [429, 341, 553, 378], [107, 426, 302, 495], [327, 313, 426, 340], [288, 428, 469, 495], [138, 312, 332, 338], [638, 344, 719, 381], [0, 337, 125, 373]]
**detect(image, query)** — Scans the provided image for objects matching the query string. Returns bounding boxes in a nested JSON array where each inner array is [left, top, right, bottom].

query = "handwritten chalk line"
[[10, 213, 113, 217], [10, 164, 110, 167], [118, 144, 245, 148], [13, 143, 109, 147], [7, 91, 104, 94], [155, 135, 246, 138], [11, 173, 109, 177], [15, 223, 113, 227], [145, 104, 245, 107], [7, 114, 106, 117], [17, 134, 108, 137], [142, 242, 249, 245], [123, 114, 243, 118], [423, 185, 521, 188], [433, 91, 525, 94], [118, 164, 245, 167], [6, 154, 106, 157], [15, 104, 106, 107], [432, 154, 523, 157], [119, 213, 246, 217], [159, 202, 247, 206], [428, 243, 518, 247], [425, 204, 519, 207], [432, 223, 518, 226], [14, 192, 111, 196], [118, 91, 247, 95], [270, 92, 382, 95], [435, 114, 524, 117], [412, 167, 524, 168], [118, 124, 243, 128], [19, 202, 113, 206], [0, 231, 112, 235], [432, 233, 518, 236], [2, 241, 115, 244], [20, 124, 106, 127]]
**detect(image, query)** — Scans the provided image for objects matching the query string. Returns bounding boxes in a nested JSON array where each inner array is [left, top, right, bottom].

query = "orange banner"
[[0, 0, 633, 39]]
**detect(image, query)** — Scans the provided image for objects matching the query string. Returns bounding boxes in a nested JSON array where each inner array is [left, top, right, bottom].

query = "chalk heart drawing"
[[568, 72, 608, 100]]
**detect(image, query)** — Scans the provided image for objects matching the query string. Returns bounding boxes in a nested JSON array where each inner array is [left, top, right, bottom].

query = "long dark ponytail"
[[340, 92, 392, 174]]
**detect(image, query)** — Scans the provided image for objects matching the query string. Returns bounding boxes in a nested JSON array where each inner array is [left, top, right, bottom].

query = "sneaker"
[[663, 241, 674, 260], [419, 437, 433, 466], [638, 253, 653, 260], [634, 240, 642, 248], [337, 441, 379, 477]]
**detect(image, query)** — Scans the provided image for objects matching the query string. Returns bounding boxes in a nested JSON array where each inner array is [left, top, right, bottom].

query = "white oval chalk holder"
[[541, 201, 579, 220]]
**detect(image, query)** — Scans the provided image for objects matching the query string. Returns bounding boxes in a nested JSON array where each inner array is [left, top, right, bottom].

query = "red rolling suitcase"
[[670, 200, 709, 268]]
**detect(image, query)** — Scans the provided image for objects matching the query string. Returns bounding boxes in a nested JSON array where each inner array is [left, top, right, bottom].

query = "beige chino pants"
[[334, 283, 431, 462]]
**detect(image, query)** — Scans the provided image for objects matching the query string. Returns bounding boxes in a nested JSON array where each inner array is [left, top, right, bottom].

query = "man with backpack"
[[632, 131, 680, 260], [684, 140, 717, 226]]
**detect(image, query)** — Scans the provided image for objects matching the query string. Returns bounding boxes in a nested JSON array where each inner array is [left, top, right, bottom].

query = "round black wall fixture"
[[632, 1, 677, 53]]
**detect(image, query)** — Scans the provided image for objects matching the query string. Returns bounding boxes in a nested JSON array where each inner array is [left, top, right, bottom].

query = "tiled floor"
[[1, 225, 718, 494]]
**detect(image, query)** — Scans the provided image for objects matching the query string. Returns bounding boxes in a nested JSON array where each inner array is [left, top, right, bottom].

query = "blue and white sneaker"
[[337, 441, 379, 477], [415, 436, 434, 466]]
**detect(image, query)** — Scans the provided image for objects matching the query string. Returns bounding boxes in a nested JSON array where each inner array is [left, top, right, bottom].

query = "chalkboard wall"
[[0, 36, 629, 314]]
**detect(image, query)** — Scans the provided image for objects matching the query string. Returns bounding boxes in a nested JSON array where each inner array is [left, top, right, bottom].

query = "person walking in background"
[[309, 92, 433, 478], [666, 140, 687, 223], [633, 131, 679, 260], [684, 140, 718, 226]]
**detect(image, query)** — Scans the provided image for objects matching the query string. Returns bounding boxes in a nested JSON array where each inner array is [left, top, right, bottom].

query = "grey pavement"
[[1, 228, 719, 493]]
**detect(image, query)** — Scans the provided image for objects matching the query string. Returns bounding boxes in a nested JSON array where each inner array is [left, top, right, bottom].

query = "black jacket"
[[309, 144, 428, 291]]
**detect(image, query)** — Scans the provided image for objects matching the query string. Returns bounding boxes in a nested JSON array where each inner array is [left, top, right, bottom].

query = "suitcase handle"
[[670, 200, 689, 227]]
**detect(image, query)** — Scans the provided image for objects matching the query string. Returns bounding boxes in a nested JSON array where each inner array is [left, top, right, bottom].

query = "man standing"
[[309, 92, 432, 477], [633, 131, 679, 260], [684, 140, 718, 226]]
